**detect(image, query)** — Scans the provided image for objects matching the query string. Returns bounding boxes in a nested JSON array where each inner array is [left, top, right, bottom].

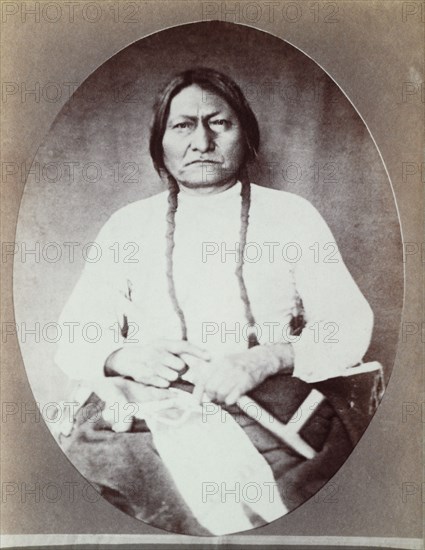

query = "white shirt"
[[55, 182, 373, 384]]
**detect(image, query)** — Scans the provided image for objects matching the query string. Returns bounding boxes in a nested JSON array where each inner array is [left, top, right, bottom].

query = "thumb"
[[94, 378, 133, 432], [181, 355, 211, 404]]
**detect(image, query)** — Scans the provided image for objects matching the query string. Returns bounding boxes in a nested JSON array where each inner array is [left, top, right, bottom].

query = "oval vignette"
[[13, 21, 403, 536]]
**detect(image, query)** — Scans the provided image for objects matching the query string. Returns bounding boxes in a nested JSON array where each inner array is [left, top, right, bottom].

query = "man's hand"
[[187, 343, 294, 406], [105, 339, 211, 388], [193, 354, 260, 405]]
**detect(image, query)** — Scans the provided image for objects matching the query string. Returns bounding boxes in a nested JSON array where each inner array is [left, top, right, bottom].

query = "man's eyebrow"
[[168, 110, 228, 122]]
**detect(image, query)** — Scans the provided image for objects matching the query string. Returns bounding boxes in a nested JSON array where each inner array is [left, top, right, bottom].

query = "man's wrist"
[[248, 342, 294, 377]]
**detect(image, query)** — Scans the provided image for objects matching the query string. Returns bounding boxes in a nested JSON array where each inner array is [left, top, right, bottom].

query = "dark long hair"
[[150, 68, 260, 348]]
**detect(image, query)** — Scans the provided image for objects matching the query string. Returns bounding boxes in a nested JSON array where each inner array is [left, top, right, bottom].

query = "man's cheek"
[[226, 147, 244, 167]]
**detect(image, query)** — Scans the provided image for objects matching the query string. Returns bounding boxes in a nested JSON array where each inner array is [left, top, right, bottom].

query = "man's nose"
[[190, 123, 214, 153]]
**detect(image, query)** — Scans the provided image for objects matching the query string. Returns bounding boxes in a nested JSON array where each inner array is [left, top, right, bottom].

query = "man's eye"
[[173, 121, 193, 130], [210, 119, 229, 128]]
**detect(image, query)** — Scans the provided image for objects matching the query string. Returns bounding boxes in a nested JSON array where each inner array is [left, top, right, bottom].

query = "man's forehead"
[[168, 84, 232, 116]]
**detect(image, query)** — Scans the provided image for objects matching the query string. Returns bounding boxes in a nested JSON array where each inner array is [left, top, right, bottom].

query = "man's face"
[[162, 84, 245, 192]]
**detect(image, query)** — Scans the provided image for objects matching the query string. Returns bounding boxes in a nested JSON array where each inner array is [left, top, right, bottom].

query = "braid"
[[237, 171, 260, 349], [165, 170, 258, 349], [165, 175, 188, 340]]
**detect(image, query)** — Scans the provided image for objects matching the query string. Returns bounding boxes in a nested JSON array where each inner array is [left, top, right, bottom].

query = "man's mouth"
[[185, 160, 221, 166]]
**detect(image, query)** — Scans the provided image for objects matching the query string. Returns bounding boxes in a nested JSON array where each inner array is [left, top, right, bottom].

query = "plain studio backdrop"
[[14, 21, 402, 407]]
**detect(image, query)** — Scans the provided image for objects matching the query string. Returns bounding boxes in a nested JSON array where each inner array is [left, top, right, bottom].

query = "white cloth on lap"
[[141, 389, 288, 535]]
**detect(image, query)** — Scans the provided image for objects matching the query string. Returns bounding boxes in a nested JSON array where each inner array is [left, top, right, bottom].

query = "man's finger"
[[211, 381, 236, 405], [149, 375, 171, 388], [225, 387, 243, 406], [161, 353, 186, 372], [160, 339, 211, 361], [192, 373, 208, 404], [156, 364, 180, 382]]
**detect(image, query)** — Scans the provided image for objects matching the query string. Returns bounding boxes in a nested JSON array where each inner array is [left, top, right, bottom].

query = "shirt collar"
[[177, 180, 242, 204]]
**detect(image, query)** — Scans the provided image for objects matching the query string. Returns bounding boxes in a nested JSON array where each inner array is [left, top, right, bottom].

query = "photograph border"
[[1, 1, 423, 548]]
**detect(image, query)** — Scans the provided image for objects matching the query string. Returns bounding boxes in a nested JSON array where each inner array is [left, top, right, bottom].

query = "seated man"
[[55, 68, 379, 535]]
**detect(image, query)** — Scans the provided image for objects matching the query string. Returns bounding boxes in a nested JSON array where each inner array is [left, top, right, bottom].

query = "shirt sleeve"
[[290, 198, 374, 383], [54, 214, 129, 382]]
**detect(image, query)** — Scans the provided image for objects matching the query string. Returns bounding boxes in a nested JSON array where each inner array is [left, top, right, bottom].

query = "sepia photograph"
[[1, 2, 423, 549], [13, 21, 402, 536]]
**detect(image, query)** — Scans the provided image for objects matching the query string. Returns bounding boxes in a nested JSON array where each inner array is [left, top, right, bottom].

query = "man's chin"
[[177, 171, 239, 188], [177, 178, 243, 195], [178, 179, 227, 189]]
